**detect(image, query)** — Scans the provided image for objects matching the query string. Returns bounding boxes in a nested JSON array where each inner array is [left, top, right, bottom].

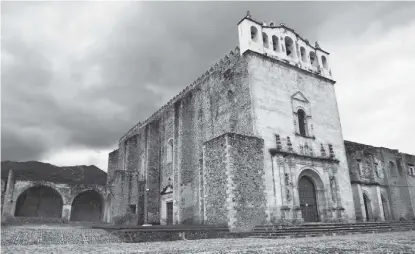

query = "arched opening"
[[381, 194, 390, 221], [309, 51, 318, 67], [297, 109, 307, 136], [272, 35, 279, 52], [284, 36, 295, 58], [298, 176, 319, 222], [363, 193, 372, 221], [262, 32, 268, 48], [389, 161, 397, 177], [300, 47, 307, 62], [70, 190, 103, 222], [15, 185, 63, 218], [250, 26, 258, 41], [321, 55, 328, 69]]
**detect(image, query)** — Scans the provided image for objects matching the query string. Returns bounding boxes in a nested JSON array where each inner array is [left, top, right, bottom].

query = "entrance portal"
[[70, 190, 102, 222], [166, 202, 173, 225], [298, 176, 319, 222], [15, 186, 63, 218], [363, 194, 371, 221]]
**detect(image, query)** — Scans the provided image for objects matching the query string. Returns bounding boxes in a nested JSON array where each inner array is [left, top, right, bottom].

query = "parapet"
[[237, 11, 333, 80]]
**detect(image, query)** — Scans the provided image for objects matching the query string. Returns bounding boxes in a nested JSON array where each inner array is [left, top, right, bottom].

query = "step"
[[253, 224, 415, 233]]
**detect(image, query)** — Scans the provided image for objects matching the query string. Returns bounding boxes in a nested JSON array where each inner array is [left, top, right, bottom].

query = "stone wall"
[[107, 149, 120, 182], [345, 141, 415, 221], [227, 133, 267, 232], [203, 133, 267, 232], [108, 170, 140, 225], [111, 47, 255, 225]]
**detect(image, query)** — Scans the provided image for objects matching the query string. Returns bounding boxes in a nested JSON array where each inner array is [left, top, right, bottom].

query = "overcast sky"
[[2, 1, 415, 171]]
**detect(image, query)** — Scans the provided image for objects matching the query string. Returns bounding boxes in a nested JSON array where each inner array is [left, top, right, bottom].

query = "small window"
[[389, 161, 397, 177], [129, 204, 136, 214], [357, 160, 363, 175], [297, 109, 307, 136], [251, 26, 258, 41], [272, 35, 279, 52], [300, 47, 307, 62], [262, 32, 269, 48], [321, 55, 328, 69], [409, 166, 415, 176], [167, 139, 173, 163], [284, 36, 295, 58]]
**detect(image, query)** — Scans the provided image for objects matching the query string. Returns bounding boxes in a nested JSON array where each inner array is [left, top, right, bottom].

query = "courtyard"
[[2, 231, 414, 253]]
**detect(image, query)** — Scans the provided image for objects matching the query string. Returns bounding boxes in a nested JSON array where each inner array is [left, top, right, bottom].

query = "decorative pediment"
[[291, 91, 309, 103], [160, 184, 173, 195]]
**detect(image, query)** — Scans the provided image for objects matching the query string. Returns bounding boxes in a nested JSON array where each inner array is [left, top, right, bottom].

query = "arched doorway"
[[15, 186, 63, 218], [298, 176, 319, 222], [70, 190, 102, 222], [363, 193, 372, 221], [381, 195, 390, 221]]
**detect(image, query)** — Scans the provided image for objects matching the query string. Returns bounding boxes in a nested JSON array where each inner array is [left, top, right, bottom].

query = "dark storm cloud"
[[1, 1, 414, 162]]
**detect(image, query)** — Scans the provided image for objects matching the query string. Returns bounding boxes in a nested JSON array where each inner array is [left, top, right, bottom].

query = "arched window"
[[300, 47, 307, 62], [321, 55, 328, 69], [284, 36, 295, 58], [357, 160, 363, 175], [250, 26, 258, 41], [167, 139, 173, 163], [297, 109, 307, 136], [309, 52, 318, 67], [262, 32, 268, 48], [272, 35, 279, 52], [389, 161, 397, 177]]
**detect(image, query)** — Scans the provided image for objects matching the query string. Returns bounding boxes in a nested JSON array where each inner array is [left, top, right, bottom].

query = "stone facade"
[[1, 162, 108, 224], [345, 141, 415, 222], [104, 12, 414, 231]]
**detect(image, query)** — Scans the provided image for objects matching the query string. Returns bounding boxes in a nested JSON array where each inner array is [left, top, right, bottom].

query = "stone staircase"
[[249, 221, 415, 239]]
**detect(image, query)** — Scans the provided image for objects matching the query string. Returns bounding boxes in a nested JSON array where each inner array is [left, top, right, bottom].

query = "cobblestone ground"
[[2, 231, 415, 254]]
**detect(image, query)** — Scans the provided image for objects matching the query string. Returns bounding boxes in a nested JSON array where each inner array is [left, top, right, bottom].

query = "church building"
[[106, 12, 415, 232]]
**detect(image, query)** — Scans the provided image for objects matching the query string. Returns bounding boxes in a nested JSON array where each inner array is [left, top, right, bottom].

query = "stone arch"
[[15, 185, 63, 218], [272, 35, 280, 52], [262, 32, 269, 48], [380, 193, 391, 221], [309, 51, 318, 67], [70, 189, 103, 222], [250, 26, 258, 41], [297, 168, 326, 222], [284, 36, 295, 58], [300, 47, 307, 62], [362, 191, 372, 221], [321, 55, 328, 69]]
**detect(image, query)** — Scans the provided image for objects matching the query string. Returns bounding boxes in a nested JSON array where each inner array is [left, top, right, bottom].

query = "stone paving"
[[2, 231, 415, 253]]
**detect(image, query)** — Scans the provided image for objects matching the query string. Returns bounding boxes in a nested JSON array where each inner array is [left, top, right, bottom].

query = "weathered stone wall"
[[203, 133, 267, 232], [203, 134, 228, 226], [402, 153, 415, 217], [108, 170, 139, 225], [227, 133, 267, 232], [345, 141, 415, 221], [107, 149, 120, 182], [246, 50, 355, 222], [111, 47, 254, 225]]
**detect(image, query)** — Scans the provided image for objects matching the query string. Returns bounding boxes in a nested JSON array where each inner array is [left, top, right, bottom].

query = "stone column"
[[323, 167, 335, 221], [375, 186, 385, 221], [61, 204, 72, 222], [2, 170, 16, 221]]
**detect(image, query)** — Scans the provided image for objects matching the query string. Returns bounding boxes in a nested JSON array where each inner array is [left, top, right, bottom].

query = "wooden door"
[[166, 202, 173, 225], [299, 176, 319, 222]]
